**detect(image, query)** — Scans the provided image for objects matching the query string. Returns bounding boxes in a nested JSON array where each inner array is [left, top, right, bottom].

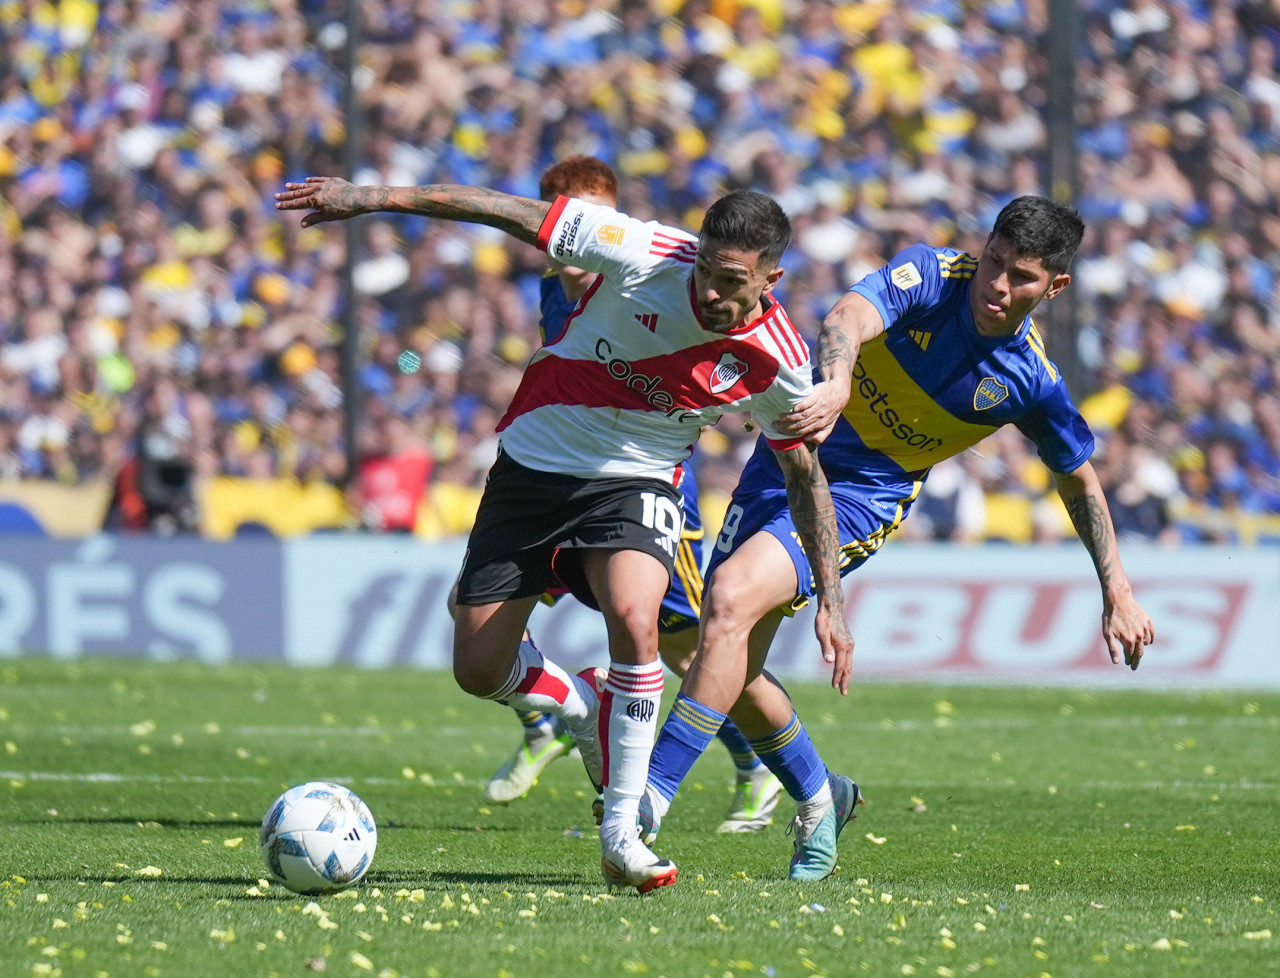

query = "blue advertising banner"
[[0, 536, 284, 661]]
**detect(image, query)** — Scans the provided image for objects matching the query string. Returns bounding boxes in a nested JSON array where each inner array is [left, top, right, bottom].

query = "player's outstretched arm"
[[275, 176, 551, 245], [780, 291, 885, 441], [1054, 461, 1156, 670], [772, 442, 854, 693]]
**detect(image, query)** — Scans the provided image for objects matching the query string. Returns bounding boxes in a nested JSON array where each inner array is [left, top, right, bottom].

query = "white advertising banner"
[[282, 539, 1280, 688]]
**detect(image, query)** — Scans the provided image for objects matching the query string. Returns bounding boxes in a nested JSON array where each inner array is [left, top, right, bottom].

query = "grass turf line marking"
[[22, 715, 1278, 739], [3, 770, 1274, 791]]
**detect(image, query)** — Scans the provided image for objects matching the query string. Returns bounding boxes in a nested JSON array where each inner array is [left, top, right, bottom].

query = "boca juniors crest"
[[973, 377, 1009, 410]]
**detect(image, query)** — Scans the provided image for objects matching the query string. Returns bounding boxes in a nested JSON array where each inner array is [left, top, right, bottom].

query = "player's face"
[[693, 241, 784, 332], [970, 234, 1070, 336]]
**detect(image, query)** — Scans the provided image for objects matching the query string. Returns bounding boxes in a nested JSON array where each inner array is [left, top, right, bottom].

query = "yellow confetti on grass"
[[1174, 825, 1196, 832], [223, 838, 243, 849], [349, 951, 373, 970], [866, 833, 887, 844], [1244, 930, 1272, 940], [134, 866, 163, 877]]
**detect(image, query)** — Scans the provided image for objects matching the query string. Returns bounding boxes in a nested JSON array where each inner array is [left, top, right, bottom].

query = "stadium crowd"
[[2, 0, 1279, 543]]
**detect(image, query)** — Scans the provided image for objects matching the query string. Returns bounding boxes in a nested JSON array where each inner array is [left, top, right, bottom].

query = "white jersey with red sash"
[[496, 196, 813, 481]]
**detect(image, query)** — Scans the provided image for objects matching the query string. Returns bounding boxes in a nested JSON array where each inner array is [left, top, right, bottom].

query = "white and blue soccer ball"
[[260, 781, 377, 894]]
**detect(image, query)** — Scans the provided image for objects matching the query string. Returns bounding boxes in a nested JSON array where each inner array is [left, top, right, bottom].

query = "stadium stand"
[[1, 0, 1278, 544]]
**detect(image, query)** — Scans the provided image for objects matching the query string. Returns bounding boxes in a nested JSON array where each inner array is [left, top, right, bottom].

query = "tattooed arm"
[[780, 291, 886, 441], [772, 442, 854, 693], [1054, 461, 1156, 670], [274, 176, 551, 245]]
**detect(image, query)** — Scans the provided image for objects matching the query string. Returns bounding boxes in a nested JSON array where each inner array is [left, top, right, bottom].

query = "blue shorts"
[[659, 467, 703, 633], [706, 478, 920, 614]]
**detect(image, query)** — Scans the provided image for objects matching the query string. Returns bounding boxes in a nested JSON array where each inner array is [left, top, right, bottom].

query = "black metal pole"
[[340, 2, 362, 488], [1046, 0, 1083, 392]]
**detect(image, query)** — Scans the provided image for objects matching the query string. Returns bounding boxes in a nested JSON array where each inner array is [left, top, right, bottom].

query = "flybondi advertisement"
[[1, 537, 1276, 686]]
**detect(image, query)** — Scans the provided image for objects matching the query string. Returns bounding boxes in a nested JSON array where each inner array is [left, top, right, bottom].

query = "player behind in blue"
[[639, 195, 1157, 880], [484, 156, 783, 835]]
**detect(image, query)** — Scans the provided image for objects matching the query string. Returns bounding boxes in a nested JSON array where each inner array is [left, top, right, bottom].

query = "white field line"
[[0, 770, 487, 788], [36, 725, 469, 737], [21, 715, 1279, 738], [1, 770, 1275, 792]]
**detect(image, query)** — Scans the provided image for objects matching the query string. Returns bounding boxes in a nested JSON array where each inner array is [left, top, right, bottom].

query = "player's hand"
[[779, 379, 849, 444], [1102, 591, 1155, 671], [274, 176, 366, 227], [814, 602, 854, 695]]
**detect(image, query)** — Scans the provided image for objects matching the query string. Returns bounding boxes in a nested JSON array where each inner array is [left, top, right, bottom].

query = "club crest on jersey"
[[891, 262, 923, 290], [974, 377, 1009, 410], [708, 352, 749, 394]]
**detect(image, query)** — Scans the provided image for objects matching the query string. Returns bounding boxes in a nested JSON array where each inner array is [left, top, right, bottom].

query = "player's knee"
[[451, 646, 508, 699], [701, 566, 759, 631], [605, 598, 660, 657]]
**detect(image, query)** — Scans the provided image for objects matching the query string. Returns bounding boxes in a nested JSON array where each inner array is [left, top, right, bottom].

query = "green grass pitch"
[[0, 658, 1276, 977]]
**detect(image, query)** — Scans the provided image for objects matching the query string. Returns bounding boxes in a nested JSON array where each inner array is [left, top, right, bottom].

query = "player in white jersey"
[[276, 177, 852, 892], [483, 157, 783, 835]]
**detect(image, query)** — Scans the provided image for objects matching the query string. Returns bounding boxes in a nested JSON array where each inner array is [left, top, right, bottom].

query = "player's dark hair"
[[539, 156, 618, 203], [991, 195, 1085, 274], [699, 190, 792, 269]]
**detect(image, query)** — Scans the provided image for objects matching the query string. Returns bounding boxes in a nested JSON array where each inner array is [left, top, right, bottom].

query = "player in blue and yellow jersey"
[[483, 157, 784, 835], [639, 195, 1156, 880]]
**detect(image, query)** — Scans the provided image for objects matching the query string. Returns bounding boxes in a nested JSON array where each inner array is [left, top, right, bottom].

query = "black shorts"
[[454, 450, 684, 609]]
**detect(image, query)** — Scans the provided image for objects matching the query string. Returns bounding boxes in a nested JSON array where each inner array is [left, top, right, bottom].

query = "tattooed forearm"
[[816, 322, 856, 381], [1064, 492, 1116, 591], [341, 185, 389, 212], [778, 445, 844, 601], [391, 186, 549, 245]]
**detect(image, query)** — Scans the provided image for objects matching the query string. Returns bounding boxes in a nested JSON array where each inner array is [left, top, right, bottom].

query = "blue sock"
[[716, 720, 762, 775], [516, 710, 551, 734], [647, 693, 726, 803], [749, 713, 829, 802]]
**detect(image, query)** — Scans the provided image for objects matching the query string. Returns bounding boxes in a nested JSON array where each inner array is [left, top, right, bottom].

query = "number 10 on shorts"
[[641, 491, 682, 558]]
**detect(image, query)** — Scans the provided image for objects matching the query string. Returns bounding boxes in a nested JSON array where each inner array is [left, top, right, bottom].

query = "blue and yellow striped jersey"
[[737, 243, 1094, 503]]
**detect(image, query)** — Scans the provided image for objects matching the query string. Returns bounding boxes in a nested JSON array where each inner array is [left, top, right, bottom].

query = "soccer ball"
[[259, 781, 377, 894]]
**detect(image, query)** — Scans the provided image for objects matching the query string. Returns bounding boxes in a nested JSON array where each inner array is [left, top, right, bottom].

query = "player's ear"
[[762, 266, 785, 293], [1045, 271, 1071, 301]]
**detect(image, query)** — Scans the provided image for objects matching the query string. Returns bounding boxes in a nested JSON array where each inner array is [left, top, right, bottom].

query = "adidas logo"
[[909, 329, 932, 351]]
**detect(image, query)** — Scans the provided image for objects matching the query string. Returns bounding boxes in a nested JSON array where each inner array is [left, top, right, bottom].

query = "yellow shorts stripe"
[[671, 538, 703, 617]]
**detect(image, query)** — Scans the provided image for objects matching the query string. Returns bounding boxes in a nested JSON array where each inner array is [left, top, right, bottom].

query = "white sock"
[[797, 780, 833, 819], [598, 661, 664, 850], [491, 641, 590, 724]]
